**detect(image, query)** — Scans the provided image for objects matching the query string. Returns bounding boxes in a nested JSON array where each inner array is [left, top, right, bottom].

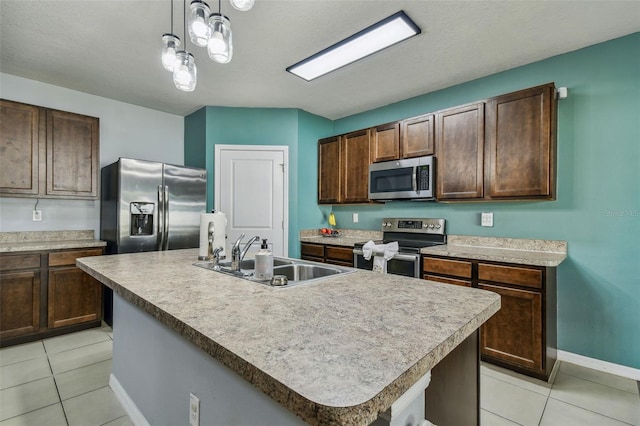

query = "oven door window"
[[355, 255, 418, 278], [370, 167, 414, 193]]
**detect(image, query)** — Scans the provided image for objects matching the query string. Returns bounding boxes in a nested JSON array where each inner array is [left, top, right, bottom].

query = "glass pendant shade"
[[207, 13, 233, 63], [229, 0, 254, 12], [161, 34, 182, 71], [173, 51, 197, 91], [188, 0, 211, 47]]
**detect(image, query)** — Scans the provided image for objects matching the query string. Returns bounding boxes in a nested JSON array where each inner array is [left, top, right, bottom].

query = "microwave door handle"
[[413, 167, 418, 193]]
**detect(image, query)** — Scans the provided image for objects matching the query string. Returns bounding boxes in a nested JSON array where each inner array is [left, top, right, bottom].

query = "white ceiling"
[[1, 0, 639, 120]]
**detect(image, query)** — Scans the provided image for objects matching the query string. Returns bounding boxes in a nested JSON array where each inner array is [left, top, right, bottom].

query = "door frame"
[[214, 144, 289, 256]]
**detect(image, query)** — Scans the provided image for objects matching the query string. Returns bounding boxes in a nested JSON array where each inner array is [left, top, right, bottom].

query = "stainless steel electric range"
[[353, 218, 446, 278]]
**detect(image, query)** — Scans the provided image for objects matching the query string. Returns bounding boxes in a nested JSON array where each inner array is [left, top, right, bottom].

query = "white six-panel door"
[[214, 145, 288, 257]]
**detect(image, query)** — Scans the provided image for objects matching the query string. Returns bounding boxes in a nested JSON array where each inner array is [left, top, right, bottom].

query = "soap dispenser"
[[254, 239, 274, 280]]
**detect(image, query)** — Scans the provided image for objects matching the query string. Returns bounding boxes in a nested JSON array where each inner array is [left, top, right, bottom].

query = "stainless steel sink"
[[193, 256, 355, 287]]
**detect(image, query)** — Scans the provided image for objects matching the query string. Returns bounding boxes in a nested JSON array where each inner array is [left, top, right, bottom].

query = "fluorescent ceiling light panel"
[[287, 11, 421, 81]]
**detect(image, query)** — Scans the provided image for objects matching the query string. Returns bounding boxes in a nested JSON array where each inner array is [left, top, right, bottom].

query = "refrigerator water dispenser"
[[130, 202, 155, 236]]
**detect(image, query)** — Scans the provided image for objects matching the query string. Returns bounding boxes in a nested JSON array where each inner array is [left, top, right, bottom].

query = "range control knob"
[[435, 224, 441, 229], [384, 222, 392, 227], [428, 224, 435, 229]]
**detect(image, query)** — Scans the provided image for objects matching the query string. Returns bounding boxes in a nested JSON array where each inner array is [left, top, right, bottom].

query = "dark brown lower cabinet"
[[423, 255, 557, 381], [0, 248, 103, 347], [300, 242, 354, 267]]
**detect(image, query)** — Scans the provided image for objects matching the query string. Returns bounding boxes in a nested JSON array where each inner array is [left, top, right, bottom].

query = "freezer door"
[[163, 163, 207, 250], [117, 158, 163, 253]]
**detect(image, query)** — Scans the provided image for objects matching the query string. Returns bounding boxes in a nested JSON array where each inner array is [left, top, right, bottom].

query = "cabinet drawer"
[[301, 243, 324, 259], [48, 249, 103, 267], [0, 254, 41, 271], [424, 274, 472, 287], [325, 246, 353, 263], [478, 263, 542, 289], [423, 257, 472, 279]]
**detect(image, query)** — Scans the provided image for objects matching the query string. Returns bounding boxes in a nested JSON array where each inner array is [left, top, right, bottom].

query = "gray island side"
[[77, 249, 500, 425]]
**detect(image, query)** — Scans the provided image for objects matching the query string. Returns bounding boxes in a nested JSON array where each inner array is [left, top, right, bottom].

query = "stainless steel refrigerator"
[[100, 157, 207, 324]]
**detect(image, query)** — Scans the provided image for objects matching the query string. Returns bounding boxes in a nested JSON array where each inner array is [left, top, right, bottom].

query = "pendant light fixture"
[[229, 0, 254, 12], [161, 0, 182, 71], [207, 2, 232, 64], [188, 0, 211, 47], [173, 0, 197, 91]]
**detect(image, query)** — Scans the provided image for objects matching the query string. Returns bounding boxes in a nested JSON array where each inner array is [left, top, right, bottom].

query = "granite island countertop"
[[0, 230, 106, 253], [421, 235, 567, 267], [77, 248, 500, 425]]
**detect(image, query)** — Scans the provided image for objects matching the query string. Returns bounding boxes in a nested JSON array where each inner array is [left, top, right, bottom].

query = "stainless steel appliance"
[[368, 156, 435, 201], [100, 157, 207, 323], [353, 218, 446, 278]]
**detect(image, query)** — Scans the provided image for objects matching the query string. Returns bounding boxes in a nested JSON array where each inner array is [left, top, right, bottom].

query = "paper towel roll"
[[199, 212, 227, 260]]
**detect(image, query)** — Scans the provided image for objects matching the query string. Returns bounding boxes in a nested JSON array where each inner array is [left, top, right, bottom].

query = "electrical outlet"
[[189, 393, 200, 426], [481, 212, 493, 227], [33, 210, 42, 221], [352, 213, 359, 223]]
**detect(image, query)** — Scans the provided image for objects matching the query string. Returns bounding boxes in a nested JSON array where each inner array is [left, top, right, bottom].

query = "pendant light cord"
[[170, 0, 174, 34], [183, 0, 187, 47]]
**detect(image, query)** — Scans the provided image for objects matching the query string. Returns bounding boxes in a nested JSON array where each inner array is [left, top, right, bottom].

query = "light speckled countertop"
[[0, 230, 106, 253], [421, 235, 567, 267], [299, 229, 382, 248], [77, 248, 500, 426]]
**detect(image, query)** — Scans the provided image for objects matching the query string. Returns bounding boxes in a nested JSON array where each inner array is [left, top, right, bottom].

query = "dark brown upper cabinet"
[[371, 114, 435, 163], [485, 83, 556, 200], [0, 99, 100, 200], [435, 103, 485, 200], [318, 136, 342, 204]]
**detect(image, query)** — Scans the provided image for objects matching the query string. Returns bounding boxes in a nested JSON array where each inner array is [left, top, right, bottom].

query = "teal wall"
[[185, 33, 639, 369]]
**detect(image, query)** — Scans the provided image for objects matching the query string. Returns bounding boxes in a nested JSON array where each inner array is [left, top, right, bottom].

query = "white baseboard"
[[557, 350, 640, 381], [109, 374, 151, 426]]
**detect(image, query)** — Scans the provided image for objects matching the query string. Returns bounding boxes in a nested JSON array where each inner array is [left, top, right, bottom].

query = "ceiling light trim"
[[286, 10, 421, 82]]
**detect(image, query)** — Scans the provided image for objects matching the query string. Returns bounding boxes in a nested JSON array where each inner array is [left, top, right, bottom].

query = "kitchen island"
[[77, 249, 500, 425]]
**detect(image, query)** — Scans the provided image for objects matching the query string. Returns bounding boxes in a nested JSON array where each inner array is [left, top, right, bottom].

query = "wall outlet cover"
[[33, 210, 42, 221], [352, 213, 359, 223], [481, 212, 493, 227], [189, 393, 200, 426]]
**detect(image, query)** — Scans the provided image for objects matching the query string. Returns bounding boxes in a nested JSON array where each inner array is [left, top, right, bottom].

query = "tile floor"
[[1, 326, 639, 425]]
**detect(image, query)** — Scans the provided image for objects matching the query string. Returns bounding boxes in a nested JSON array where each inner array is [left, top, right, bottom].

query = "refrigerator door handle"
[[163, 185, 169, 250], [157, 185, 165, 250]]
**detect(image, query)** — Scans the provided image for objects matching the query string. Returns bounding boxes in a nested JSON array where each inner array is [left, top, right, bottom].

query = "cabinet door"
[[0, 271, 41, 339], [479, 283, 543, 374], [46, 109, 99, 199], [48, 267, 102, 328], [371, 122, 400, 163], [401, 114, 434, 158], [435, 103, 484, 200], [300, 243, 324, 263], [485, 83, 556, 199], [325, 245, 354, 267], [342, 129, 371, 203], [318, 136, 341, 204], [0, 100, 43, 196]]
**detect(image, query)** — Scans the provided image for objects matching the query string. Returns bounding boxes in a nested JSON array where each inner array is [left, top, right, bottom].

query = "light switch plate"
[[352, 213, 359, 223], [481, 212, 493, 227]]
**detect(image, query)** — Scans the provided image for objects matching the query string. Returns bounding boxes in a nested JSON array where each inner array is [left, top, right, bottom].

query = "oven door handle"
[[353, 249, 419, 262]]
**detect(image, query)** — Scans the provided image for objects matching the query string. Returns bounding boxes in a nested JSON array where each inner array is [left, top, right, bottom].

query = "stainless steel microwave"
[[368, 156, 434, 201]]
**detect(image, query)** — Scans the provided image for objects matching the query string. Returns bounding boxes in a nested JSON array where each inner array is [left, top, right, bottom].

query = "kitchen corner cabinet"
[[0, 99, 100, 200], [0, 248, 103, 347], [300, 242, 354, 267], [318, 129, 372, 204], [423, 256, 557, 381]]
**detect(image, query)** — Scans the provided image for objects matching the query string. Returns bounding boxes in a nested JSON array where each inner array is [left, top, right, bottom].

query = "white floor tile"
[[102, 415, 135, 426], [481, 373, 548, 426], [481, 362, 552, 396], [0, 403, 67, 426], [48, 340, 112, 374], [559, 361, 640, 395], [481, 409, 520, 425], [62, 386, 127, 426], [0, 356, 51, 390], [54, 359, 112, 400], [0, 377, 60, 421], [43, 328, 111, 354], [0, 342, 45, 367], [541, 397, 634, 426], [550, 372, 640, 425]]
